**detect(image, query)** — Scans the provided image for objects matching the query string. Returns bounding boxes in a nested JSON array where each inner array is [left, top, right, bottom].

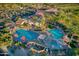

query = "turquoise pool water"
[[13, 29, 39, 42], [13, 28, 65, 49], [50, 40, 62, 49], [48, 28, 64, 39], [47, 28, 65, 49], [45, 36, 63, 49]]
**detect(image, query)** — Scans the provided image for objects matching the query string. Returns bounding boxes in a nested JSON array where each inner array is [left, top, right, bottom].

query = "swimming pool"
[[50, 40, 63, 49], [12, 11, 36, 21], [47, 28, 65, 49], [48, 28, 64, 39], [13, 29, 39, 42]]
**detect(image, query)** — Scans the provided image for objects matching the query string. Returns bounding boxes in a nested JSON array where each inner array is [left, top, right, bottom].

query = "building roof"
[[16, 19, 25, 25]]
